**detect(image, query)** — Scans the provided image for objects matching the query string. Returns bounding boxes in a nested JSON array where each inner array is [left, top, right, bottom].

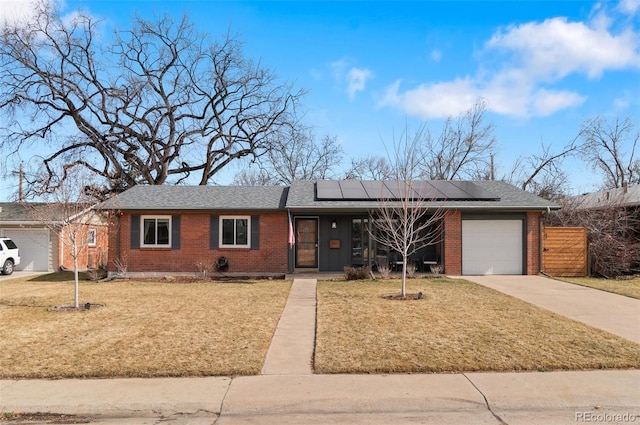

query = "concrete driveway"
[[461, 275, 640, 344], [0, 271, 47, 281]]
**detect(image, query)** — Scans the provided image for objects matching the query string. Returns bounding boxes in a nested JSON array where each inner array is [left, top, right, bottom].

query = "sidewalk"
[[2, 371, 638, 424], [1, 277, 639, 424]]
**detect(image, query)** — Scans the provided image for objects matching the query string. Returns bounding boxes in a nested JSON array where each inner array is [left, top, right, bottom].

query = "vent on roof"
[[315, 180, 500, 201]]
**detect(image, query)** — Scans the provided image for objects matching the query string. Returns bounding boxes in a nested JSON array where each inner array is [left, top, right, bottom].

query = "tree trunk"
[[401, 256, 407, 297], [73, 245, 79, 309]]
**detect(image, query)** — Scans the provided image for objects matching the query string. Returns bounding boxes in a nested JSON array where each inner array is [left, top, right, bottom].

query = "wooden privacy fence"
[[542, 227, 588, 277]]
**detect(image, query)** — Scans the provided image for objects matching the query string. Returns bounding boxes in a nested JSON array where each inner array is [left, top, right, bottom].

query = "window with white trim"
[[141, 216, 171, 247], [220, 216, 250, 248], [87, 228, 97, 246]]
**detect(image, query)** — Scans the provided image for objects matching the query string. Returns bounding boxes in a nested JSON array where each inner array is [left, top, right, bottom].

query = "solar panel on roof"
[[362, 181, 391, 198], [414, 181, 445, 199], [316, 180, 343, 199], [378, 181, 397, 199], [315, 180, 499, 201], [450, 181, 500, 200], [429, 181, 471, 199], [339, 181, 369, 198]]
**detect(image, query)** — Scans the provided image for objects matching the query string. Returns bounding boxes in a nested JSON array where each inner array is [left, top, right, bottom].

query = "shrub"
[[406, 262, 417, 278], [343, 266, 371, 280], [376, 263, 391, 279], [430, 264, 443, 274]]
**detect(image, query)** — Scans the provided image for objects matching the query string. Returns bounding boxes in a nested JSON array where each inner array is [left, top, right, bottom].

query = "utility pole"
[[19, 163, 23, 202], [490, 154, 495, 180]]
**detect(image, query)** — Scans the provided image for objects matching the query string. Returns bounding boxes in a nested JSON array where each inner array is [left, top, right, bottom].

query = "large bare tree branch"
[[233, 129, 344, 185], [0, 2, 303, 197], [579, 116, 639, 189], [419, 98, 496, 180]]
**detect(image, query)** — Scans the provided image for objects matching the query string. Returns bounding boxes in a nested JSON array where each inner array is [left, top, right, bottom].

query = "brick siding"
[[108, 211, 288, 274], [59, 224, 108, 271], [443, 210, 462, 275], [526, 211, 542, 275]]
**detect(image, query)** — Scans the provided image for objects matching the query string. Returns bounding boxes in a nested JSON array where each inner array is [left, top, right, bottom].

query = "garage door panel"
[[462, 220, 522, 275], [2, 229, 50, 271]]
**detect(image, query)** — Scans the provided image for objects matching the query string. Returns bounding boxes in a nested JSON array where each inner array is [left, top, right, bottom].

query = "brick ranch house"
[[101, 180, 559, 276]]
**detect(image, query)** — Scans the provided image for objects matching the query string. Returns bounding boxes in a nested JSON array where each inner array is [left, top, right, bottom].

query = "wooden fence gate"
[[542, 227, 588, 277]]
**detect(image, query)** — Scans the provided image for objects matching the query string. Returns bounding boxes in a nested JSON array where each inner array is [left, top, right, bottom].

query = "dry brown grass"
[[557, 276, 640, 299], [315, 278, 640, 374], [0, 275, 291, 378]]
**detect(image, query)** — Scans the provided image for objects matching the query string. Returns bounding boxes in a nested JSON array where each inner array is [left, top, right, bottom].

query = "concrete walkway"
[[462, 275, 640, 344], [261, 278, 316, 375]]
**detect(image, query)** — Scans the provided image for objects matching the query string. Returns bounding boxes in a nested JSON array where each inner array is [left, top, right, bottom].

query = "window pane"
[[352, 219, 362, 262], [222, 219, 235, 245], [157, 219, 170, 245], [143, 219, 156, 245], [87, 229, 96, 245], [236, 219, 248, 245]]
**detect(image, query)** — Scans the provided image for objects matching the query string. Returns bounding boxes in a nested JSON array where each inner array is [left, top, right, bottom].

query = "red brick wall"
[[59, 224, 108, 270], [526, 211, 542, 275], [443, 210, 462, 275], [107, 211, 288, 274]]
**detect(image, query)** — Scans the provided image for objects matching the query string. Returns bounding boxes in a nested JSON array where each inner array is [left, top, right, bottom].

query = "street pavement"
[[1, 276, 639, 424]]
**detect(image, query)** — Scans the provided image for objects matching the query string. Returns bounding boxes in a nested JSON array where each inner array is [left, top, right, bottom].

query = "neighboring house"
[[0, 203, 108, 272], [572, 184, 640, 211], [101, 180, 559, 276]]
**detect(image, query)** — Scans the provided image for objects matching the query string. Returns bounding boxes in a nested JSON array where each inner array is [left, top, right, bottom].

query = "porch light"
[[331, 220, 337, 229]]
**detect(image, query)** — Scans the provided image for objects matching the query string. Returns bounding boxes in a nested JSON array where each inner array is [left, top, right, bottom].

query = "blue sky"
[[1, 0, 639, 199]]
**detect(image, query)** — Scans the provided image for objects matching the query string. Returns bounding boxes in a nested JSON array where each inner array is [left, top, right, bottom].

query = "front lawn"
[[315, 278, 640, 374], [0, 275, 291, 378], [557, 276, 640, 299]]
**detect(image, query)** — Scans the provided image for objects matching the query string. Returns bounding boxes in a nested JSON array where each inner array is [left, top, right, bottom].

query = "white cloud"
[[330, 59, 349, 80], [379, 5, 640, 119], [531, 89, 587, 116], [0, 0, 77, 29], [329, 59, 373, 99], [617, 0, 640, 15], [430, 49, 442, 62], [486, 17, 640, 80], [346, 67, 373, 99], [0, 0, 40, 26], [379, 78, 479, 118]]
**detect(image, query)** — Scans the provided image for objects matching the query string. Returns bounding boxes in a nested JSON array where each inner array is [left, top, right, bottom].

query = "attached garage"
[[2, 228, 51, 271], [462, 219, 523, 275]]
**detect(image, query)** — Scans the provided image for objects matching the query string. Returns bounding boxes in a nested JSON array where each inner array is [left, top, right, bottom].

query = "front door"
[[295, 218, 318, 268]]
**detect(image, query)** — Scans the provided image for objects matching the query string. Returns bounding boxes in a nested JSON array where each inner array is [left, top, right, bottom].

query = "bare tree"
[[232, 168, 275, 186], [369, 127, 445, 297], [419, 98, 496, 180], [0, 1, 302, 197], [26, 168, 103, 309], [579, 116, 639, 189], [234, 129, 343, 185], [505, 140, 577, 200], [344, 155, 394, 180]]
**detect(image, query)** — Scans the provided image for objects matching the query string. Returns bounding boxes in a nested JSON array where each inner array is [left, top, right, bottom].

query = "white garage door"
[[2, 229, 50, 271], [462, 220, 523, 275]]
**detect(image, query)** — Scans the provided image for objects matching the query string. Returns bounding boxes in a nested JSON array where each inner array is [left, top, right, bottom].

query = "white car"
[[0, 237, 21, 275]]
